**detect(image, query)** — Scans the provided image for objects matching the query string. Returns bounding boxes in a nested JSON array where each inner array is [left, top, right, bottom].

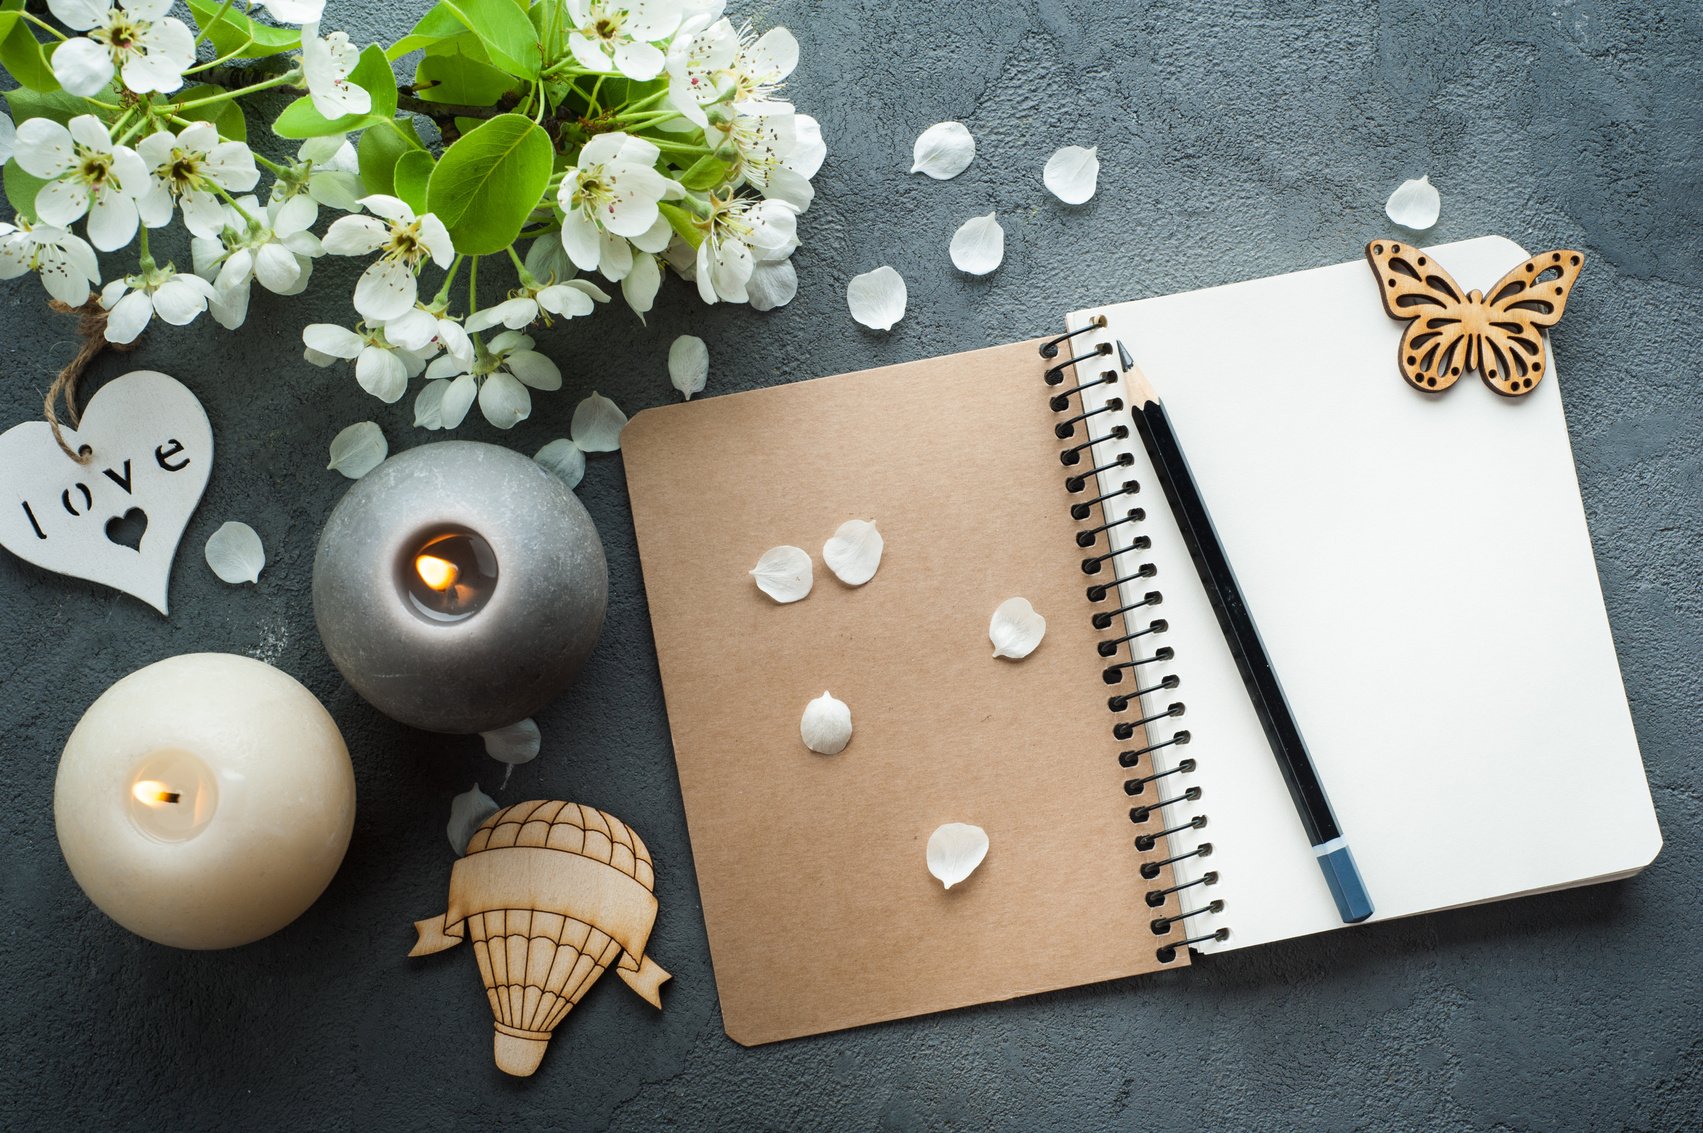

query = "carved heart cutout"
[[105, 507, 148, 551], [0, 371, 212, 614]]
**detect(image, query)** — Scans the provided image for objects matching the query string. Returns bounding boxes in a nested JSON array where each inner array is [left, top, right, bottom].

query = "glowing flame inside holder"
[[402, 531, 498, 624], [126, 749, 218, 842]]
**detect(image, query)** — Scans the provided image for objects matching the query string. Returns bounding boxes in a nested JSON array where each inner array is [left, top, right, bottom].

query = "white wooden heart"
[[0, 370, 212, 614]]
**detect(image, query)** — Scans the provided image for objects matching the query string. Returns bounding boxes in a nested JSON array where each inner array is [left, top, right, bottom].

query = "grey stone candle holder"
[[312, 441, 608, 734]]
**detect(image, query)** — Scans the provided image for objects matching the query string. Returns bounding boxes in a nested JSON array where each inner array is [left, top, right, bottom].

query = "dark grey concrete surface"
[[3, 1, 1700, 1130]]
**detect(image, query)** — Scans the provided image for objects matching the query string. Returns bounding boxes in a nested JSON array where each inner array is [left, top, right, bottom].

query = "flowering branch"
[[0, 0, 825, 436]]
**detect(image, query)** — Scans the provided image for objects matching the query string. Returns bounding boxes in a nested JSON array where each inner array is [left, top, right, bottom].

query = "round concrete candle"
[[312, 441, 607, 734], [54, 653, 356, 950]]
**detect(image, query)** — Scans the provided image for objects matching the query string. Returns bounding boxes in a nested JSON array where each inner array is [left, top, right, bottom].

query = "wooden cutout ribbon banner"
[[410, 801, 670, 1077]]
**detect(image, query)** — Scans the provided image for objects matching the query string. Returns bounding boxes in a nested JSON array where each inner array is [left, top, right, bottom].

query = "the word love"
[[0, 371, 213, 614]]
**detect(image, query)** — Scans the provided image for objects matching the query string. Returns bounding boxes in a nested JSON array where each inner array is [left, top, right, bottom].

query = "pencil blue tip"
[[1316, 844, 1374, 924]]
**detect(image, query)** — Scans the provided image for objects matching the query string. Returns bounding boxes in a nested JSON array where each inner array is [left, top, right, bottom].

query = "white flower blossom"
[[302, 321, 432, 403], [667, 19, 798, 126], [0, 113, 15, 165], [47, 0, 195, 96], [565, 0, 684, 81], [269, 135, 363, 224], [557, 132, 678, 283], [322, 194, 454, 321], [135, 122, 261, 238], [694, 194, 797, 305], [419, 330, 561, 430], [11, 114, 146, 251], [465, 278, 609, 332], [383, 305, 473, 368], [99, 262, 219, 343], [254, 0, 324, 24], [301, 21, 372, 119], [707, 106, 824, 211], [191, 195, 324, 328], [0, 218, 101, 306]]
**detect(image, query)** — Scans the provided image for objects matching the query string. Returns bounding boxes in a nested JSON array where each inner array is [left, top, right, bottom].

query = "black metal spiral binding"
[[1041, 326, 1227, 963]]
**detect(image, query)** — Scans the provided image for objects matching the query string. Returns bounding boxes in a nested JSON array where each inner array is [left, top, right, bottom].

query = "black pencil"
[[1118, 344, 1373, 924]]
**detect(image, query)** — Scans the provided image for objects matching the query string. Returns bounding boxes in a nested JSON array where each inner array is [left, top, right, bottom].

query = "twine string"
[[44, 300, 139, 464]]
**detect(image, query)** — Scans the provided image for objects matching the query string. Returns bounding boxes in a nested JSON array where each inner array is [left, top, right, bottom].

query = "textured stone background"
[[2, 1, 1700, 1129]]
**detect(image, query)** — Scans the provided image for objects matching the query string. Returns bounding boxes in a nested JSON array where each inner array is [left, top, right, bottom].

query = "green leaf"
[[657, 201, 704, 249], [425, 113, 551, 256], [415, 42, 518, 106], [273, 44, 398, 138], [3, 87, 99, 126], [174, 84, 248, 142], [356, 118, 424, 197], [439, 0, 540, 80], [186, 0, 301, 60], [4, 160, 48, 222], [386, 2, 467, 61], [677, 155, 731, 192], [2, 10, 58, 93], [394, 150, 435, 214]]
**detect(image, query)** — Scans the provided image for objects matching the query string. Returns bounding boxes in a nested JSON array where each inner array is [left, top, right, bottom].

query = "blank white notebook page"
[[1068, 235, 1660, 953]]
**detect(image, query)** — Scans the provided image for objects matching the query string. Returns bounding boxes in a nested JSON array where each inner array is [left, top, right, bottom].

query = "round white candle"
[[54, 653, 356, 949]]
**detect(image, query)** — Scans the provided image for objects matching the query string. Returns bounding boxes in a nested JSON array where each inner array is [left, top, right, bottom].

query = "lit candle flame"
[[415, 553, 459, 592], [132, 780, 181, 807]]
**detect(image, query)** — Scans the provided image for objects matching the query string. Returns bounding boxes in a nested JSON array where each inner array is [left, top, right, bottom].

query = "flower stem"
[[434, 254, 465, 304], [191, 0, 239, 49], [174, 69, 302, 110], [252, 152, 291, 175], [185, 33, 258, 75], [17, 12, 68, 42]]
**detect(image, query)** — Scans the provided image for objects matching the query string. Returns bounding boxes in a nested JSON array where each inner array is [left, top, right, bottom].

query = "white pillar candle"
[[54, 653, 356, 949]]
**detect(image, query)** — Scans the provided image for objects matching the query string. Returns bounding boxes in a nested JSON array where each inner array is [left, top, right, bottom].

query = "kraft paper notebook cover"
[[622, 236, 1661, 1046]]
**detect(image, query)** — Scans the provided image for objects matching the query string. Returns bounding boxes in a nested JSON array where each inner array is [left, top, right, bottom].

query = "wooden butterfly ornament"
[[1366, 241, 1583, 397]]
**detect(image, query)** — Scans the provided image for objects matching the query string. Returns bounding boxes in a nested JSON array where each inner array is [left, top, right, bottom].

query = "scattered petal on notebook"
[[989, 596, 1045, 659], [926, 823, 989, 889], [800, 691, 853, 755], [750, 545, 813, 603], [823, 519, 883, 585]]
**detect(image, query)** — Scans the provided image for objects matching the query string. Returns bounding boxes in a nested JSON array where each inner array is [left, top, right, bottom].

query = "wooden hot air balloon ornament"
[[410, 801, 671, 1076]]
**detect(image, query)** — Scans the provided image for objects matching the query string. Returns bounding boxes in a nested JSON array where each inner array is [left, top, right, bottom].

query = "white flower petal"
[[354, 256, 417, 321], [50, 37, 116, 98], [322, 214, 387, 254], [326, 420, 388, 479], [989, 596, 1046, 659], [504, 349, 559, 391], [910, 121, 975, 180], [1044, 145, 1100, 205], [447, 784, 500, 855], [822, 519, 883, 586], [204, 520, 265, 584], [440, 372, 477, 428], [302, 322, 363, 359], [481, 718, 541, 765], [355, 344, 407, 402], [949, 211, 1005, 276], [103, 289, 153, 343], [846, 265, 907, 331], [668, 334, 709, 400], [926, 822, 989, 889], [800, 691, 852, 755], [477, 370, 531, 429], [534, 438, 586, 489], [750, 544, 812, 604], [570, 391, 628, 452], [413, 378, 448, 429], [1385, 174, 1441, 231]]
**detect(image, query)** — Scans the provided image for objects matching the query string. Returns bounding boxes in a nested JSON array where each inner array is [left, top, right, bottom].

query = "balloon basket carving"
[[411, 801, 670, 1077]]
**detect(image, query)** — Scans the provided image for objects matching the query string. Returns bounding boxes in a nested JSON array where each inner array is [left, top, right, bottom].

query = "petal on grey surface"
[[534, 438, 586, 489], [1044, 145, 1100, 204], [481, 718, 541, 765], [910, 121, 975, 179], [447, 784, 500, 855], [847, 266, 907, 330], [571, 391, 628, 452], [669, 334, 709, 400], [949, 212, 1005, 275], [1385, 175, 1441, 230], [326, 421, 388, 479], [204, 521, 265, 585]]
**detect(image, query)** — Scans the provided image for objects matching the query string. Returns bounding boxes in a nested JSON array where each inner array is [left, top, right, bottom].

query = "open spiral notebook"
[[622, 236, 1660, 1045]]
